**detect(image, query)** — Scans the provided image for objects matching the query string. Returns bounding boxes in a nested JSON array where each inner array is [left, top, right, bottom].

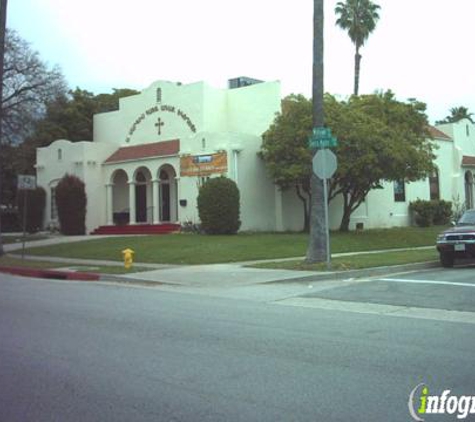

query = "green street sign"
[[308, 126, 338, 149]]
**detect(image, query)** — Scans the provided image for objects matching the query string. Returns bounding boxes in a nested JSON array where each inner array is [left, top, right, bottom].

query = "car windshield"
[[457, 210, 475, 225]]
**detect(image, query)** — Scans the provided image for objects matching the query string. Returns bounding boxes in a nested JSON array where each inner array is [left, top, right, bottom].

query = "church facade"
[[36, 78, 475, 233]]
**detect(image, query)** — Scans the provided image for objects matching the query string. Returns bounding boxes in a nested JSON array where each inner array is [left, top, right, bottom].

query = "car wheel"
[[440, 252, 455, 268]]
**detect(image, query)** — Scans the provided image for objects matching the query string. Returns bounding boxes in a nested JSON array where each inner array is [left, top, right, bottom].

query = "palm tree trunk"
[[354, 45, 362, 96], [0, 0, 8, 257], [306, 0, 327, 263]]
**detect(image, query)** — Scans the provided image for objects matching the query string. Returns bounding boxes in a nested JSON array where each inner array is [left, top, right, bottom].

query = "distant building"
[[228, 76, 263, 89], [35, 78, 475, 233]]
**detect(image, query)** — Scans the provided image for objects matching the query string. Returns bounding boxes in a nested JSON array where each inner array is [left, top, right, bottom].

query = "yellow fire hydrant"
[[122, 248, 135, 270]]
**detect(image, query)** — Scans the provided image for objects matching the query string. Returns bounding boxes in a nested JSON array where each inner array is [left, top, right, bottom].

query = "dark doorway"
[[135, 184, 147, 223], [161, 183, 170, 221]]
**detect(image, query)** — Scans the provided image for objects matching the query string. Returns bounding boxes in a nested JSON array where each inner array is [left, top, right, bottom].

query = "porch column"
[[128, 181, 137, 225], [152, 178, 160, 224], [106, 183, 114, 225], [174, 176, 180, 223]]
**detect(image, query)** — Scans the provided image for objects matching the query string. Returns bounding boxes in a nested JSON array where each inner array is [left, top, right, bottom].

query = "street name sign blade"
[[308, 126, 338, 149], [312, 149, 337, 180], [18, 175, 36, 190]]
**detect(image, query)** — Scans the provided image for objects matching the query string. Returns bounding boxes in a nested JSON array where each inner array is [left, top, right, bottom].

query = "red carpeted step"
[[91, 224, 181, 235]]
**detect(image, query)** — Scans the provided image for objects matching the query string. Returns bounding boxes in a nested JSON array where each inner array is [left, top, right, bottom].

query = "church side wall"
[[36, 140, 116, 233]]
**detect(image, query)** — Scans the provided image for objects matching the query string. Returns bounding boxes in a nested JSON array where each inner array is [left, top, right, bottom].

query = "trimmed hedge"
[[410, 199, 452, 227], [17, 187, 46, 233], [56, 174, 87, 235], [197, 177, 241, 234]]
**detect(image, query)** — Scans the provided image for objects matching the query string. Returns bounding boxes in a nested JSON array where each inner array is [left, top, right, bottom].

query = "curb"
[[0, 261, 441, 286], [97, 261, 441, 286], [0, 266, 100, 281], [262, 261, 441, 284]]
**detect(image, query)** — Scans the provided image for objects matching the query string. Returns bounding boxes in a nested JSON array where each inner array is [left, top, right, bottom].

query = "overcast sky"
[[6, 0, 475, 124]]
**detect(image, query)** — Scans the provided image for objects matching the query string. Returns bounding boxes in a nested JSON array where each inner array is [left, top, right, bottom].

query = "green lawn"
[[20, 226, 445, 265], [250, 248, 438, 272], [0, 256, 149, 275]]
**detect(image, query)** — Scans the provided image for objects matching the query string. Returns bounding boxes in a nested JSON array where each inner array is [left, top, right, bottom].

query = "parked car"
[[436, 209, 475, 267]]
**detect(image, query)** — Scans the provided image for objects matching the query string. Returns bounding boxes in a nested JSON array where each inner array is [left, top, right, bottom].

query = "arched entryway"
[[465, 171, 474, 209], [111, 169, 129, 225], [134, 167, 152, 223], [158, 165, 177, 222]]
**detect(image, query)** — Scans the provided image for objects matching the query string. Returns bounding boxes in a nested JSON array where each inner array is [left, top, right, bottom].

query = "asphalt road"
[[1, 273, 474, 421], [305, 266, 475, 312]]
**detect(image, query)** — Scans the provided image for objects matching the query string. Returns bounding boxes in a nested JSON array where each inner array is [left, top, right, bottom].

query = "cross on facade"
[[155, 117, 165, 135]]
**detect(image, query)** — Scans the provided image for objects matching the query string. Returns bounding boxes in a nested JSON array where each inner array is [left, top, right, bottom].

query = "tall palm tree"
[[448, 106, 473, 123], [335, 0, 381, 96], [306, 0, 327, 264], [0, 0, 8, 257], [436, 106, 474, 124]]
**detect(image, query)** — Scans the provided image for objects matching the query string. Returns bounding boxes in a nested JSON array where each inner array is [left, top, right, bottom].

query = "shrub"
[[56, 174, 87, 235], [410, 200, 434, 227], [197, 177, 241, 234], [17, 187, 46, 233], [410, 199, 452, 227], [433, 200, 452, 225], [0, 208, 21, 232]]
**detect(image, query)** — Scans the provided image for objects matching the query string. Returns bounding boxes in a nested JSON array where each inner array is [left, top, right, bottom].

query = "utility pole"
[[0, 0, 7, 257], [306, 0, 327, 263]]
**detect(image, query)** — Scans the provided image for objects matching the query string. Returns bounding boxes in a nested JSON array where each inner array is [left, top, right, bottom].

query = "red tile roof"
[[462, 156, 475, 167], [104, 140, 180, 164], [427, 125, 452, 140]]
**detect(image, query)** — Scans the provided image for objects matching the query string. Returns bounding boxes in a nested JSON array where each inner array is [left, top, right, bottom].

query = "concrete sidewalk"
[[1, 235, 439, 287]]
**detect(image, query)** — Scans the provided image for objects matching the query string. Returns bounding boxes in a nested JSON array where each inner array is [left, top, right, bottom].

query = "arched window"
[[429, 169, 440, 200], [465, 171, 474, 209]]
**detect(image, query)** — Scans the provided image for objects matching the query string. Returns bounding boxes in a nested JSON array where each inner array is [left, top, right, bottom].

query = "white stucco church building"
[[36, 77, 475, 234]]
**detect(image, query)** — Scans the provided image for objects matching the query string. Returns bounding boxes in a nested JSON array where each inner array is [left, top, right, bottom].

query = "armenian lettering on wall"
[[180, 152, 228, 177], [125, 104, 197, 143]]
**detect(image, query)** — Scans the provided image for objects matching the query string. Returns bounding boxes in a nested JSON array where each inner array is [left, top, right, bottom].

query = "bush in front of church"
[[17, 187, 46, 233], [56, 174, 87, 235], [198, 177, 241, 234]]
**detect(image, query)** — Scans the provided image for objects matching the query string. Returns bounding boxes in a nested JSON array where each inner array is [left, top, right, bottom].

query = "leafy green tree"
[[261, 92, 436, 232], [327, 92, 435, 231], [335, 0, 381, 96], [436, 106, 474, 124]]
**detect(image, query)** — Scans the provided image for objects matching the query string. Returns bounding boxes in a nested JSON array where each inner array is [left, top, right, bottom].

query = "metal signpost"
[[309, 127, 338, 268], [18, 175, 36, 260]]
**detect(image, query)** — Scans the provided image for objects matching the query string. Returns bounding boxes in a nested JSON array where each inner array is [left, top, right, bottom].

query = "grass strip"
[[0, 256, 149, 275], [249, 249, 439, 272], [20, 226, 445, 265]]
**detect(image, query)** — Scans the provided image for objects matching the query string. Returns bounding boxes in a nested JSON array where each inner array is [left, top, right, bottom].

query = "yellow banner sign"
[[180, 152, 228, 177]]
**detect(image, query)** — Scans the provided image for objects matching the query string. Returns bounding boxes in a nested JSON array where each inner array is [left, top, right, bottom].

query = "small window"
[[394, 180, 406, 202], [429, 170, 440, 200], [467, 125, 470, 137], [51, 187, 58, 219], [58, 149, 62, 160], [202, 138, 206, 150]]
